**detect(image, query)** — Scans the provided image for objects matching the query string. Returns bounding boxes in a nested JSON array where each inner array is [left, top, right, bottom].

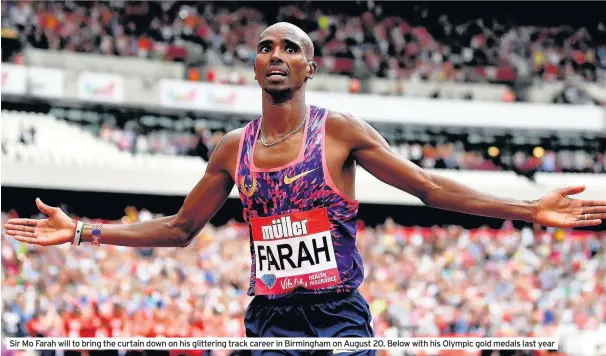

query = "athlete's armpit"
[[325, 112, 438, 203], [169, 129, 244, 246]]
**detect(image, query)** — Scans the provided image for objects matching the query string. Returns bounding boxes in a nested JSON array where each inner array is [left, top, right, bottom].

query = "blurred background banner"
[[1, 64, 27, 95], [4, 63, 605, 130], [1, 1, 606, 356], [27, 67, 65, 99], [76, 72, 125, 104], [1, 65, 65, 99]]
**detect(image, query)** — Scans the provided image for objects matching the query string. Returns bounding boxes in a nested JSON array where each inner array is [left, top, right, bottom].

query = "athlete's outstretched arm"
[[329, 113, 606, 228], [3, 130, 242, 248]]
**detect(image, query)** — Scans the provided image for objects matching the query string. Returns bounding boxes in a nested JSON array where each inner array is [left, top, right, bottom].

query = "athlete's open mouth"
[[266, 68, 288, 80], [267, 73, 287, 81]]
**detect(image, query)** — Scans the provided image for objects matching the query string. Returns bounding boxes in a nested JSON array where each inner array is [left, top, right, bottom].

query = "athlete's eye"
[[260, 46, 270, 53], [285, 46, 296, 54]]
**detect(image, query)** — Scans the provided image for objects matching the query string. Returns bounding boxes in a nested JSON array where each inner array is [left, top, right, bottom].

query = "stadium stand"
[[2, 1, 605, 81], [2, 1, 605, 102], [1, 110, 206, 171], [3, 109, 604, 176]]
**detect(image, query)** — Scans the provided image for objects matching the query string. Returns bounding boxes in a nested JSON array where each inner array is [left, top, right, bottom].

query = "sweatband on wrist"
[[70, 220, 77, 245], [73, 221, 85, 246]]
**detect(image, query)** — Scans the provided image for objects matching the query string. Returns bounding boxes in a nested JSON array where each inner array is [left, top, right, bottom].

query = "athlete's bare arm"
[[4, 129, 243, 247], [326, 112, 606, 228]]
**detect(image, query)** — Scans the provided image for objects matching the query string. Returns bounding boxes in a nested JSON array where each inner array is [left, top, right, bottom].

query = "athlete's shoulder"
[[325, 111, 367, 131], [217, 127, 246, 154], [325, 111, 374, 148], [207, 127, 245, 174]]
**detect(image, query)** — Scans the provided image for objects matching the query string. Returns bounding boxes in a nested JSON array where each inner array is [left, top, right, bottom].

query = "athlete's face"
[[254, 26, 316, 94]]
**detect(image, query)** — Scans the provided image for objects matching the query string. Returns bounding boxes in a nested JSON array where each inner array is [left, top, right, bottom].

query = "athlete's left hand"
[[534, 185, 606, 228]]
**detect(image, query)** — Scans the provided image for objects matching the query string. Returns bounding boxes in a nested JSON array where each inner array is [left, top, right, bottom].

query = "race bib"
[[250, 208, 342, 295]]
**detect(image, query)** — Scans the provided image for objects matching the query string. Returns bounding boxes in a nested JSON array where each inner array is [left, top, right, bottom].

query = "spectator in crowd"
[[17, 122, 36, 146], [187, 127, 211, 162]]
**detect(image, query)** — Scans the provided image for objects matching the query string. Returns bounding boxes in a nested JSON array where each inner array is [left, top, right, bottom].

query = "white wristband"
[[73, 221, 85, 246]]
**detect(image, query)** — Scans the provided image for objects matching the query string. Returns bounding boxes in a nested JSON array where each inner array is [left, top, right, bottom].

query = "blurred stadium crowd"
[[2, 207, 605, 354], [94, 124, 605, 174], [2, 1, 606, 356], [7, 107, 605, 177], [2, 1, 605, 84]]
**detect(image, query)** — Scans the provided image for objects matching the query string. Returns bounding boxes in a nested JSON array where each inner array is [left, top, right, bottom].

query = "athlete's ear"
[[307, 61, 317, 80], [253, 60, 257, 81]]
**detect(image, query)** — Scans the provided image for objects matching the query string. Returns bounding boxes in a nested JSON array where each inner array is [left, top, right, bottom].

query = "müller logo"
[[261, 216, 309, 240], [207, 91, 236, 106], [168, 88, 197, 103], [86, 81, 115, 96]]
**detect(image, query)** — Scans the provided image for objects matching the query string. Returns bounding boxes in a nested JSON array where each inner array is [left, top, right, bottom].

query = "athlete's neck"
[[261, 89, 307, 138]]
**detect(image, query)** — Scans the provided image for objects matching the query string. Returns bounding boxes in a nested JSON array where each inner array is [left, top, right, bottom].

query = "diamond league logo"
[[260, 274, 277, 289]]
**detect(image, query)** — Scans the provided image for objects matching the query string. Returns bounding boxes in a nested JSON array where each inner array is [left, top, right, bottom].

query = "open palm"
[[535, 186, 606, 228], [3, 198, 75, 246]]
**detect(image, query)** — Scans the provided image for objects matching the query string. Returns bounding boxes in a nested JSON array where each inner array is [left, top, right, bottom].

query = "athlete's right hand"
[[3, 198, 75, 246]]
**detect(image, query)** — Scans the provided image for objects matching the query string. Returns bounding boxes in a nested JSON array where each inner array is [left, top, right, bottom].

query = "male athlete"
[[5, 23, 606, 354]]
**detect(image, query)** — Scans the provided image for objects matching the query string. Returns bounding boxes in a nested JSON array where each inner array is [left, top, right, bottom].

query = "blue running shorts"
[[244, 290, 376, 356]]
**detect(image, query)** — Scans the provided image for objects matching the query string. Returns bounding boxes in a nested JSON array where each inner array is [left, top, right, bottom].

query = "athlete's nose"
[[269, 47, 284, 64]]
